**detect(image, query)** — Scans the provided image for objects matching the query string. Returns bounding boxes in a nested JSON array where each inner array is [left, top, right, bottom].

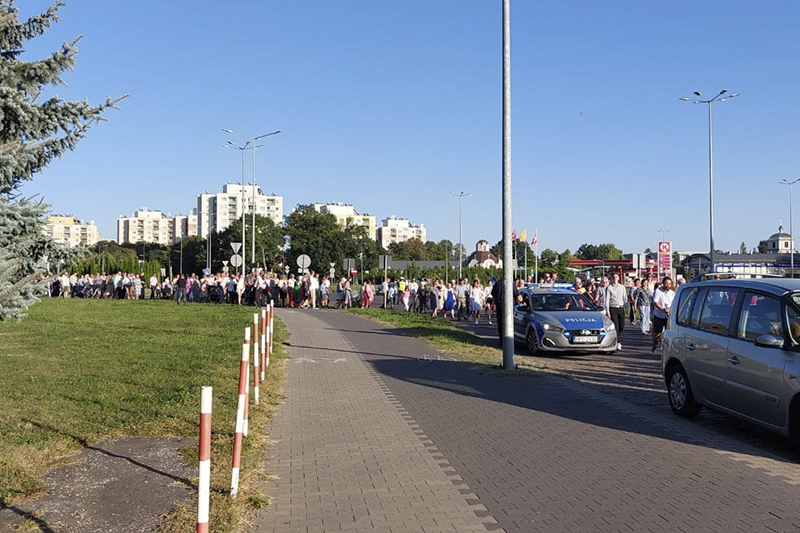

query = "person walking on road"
[[651, 276, 675, 352], [444, 281, 456, 319], [469, 279, 485, 324], [637, 274, 653, 334], [455, 278, 470, 321], [604, 273, 626, 351]]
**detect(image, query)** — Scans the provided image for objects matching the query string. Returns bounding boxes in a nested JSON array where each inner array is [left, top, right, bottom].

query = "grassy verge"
[[348, 308, 540, 376], [0, 298, 288, 532]]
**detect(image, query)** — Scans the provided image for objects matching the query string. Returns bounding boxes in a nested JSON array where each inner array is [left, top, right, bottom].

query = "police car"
[[513, 286, 618, 355]]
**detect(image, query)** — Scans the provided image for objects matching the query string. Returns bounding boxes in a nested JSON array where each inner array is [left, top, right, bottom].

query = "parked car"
[[513, 287, 618, 355], [662, 278, 800, 445]]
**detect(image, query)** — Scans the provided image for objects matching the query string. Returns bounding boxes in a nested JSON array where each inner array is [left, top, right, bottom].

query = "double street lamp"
[[780, 178, 800, 277], [224, 140, 252, 274], [223, 128, 281, 270], [680, 89, 740, 274]]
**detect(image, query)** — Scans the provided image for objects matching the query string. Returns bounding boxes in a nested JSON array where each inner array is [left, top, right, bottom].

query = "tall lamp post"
[[450, 191, 472, 280], [223, 128, 281, 270], [225, 141, 251, 274], [680, 89, 740, 274], [780, 178, 800, 277]]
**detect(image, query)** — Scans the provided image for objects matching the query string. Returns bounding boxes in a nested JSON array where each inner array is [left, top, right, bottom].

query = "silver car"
[[513, 288, 618, 355], [662, 278, 800, 444]]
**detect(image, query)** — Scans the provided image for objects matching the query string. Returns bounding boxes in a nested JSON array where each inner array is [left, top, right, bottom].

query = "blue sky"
[[18, 1, 800, 255]]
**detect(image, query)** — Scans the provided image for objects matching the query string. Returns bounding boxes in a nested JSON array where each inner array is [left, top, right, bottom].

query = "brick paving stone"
[[249, 309, 501, 533], [305, 309, 800, 533]]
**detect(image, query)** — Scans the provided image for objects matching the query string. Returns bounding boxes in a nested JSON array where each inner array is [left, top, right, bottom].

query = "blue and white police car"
[[513, 287, 618, 355]]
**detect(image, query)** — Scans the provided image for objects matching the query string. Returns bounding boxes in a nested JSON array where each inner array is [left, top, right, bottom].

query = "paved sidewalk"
[[250, 309, 501, 533], [253, 308, 800, 533]]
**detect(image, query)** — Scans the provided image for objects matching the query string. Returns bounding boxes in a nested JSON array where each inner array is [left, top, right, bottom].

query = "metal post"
[[781, 179, 800, 277], [680, 89, 739, 275], [450, 191, 472, 280], [501, 0, 514, 371], [241, 146, 246, 274], [707, 102, 714, 274], [252, 143, 257, 271]]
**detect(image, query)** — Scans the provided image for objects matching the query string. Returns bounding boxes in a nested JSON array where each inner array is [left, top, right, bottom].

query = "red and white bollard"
[[261, 307, 267, 381], [231, 327, 250, 498], [197, 386, 212, 533], [253, 339, 259, 405], [269, 304, 274, 356]]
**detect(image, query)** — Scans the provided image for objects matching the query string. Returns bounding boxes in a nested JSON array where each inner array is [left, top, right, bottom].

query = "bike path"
[[253, 309, 800, 532]]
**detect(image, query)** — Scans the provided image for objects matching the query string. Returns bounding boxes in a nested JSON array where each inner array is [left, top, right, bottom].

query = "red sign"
[[658, 241, 673, 274], [350, 269, 358, 275]]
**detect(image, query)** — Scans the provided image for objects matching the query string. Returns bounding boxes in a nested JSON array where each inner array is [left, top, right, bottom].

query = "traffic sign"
[[231, 242, 242, 253], [230, 254, 243, 268], [284, 264, 290, 274], [297, 254, 311, 269], [350, 269, 358, 276], [659, 241, 671, 253]]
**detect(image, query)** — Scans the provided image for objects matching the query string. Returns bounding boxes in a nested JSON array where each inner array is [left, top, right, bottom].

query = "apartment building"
[[44, 216, 100, 248], [197, 183, 283, 238]]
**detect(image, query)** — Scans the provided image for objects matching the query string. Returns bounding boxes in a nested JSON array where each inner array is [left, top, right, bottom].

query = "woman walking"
[[444, 281, 456, 318], [469, 279, 485, 324], [484, 278, 495, 325]]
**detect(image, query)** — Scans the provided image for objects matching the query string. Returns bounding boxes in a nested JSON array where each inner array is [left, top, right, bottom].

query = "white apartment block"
[[197, 183, 283, 238], [116, 208, 197, 245], [45, 216, 100, 248], [377, 215, 426, 249], [313, 202, 376, 239]]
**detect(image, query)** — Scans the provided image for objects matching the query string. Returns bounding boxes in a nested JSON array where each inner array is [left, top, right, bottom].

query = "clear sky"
[[17, 1, 800, 255]]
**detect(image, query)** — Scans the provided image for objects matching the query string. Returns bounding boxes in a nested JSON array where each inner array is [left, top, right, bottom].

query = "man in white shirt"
[[604, 273, 627, 351], [652, 277, 675, 352], [149, 274, 159, 299]]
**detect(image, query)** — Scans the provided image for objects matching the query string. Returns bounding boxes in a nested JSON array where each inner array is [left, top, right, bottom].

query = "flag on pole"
[[511, 229, 517, 241], [519, 229, 527, 243], [531, 231, 538, 248]]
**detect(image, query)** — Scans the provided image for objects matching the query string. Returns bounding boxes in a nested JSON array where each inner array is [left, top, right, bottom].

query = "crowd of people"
[[47, 267, 680, 352], [570, 272, 681, 352]]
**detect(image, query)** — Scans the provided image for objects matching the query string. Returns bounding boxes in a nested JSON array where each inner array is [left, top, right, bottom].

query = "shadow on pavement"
[[363, 347, 799, 464]]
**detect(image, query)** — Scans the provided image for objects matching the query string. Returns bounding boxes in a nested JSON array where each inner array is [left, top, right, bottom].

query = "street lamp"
[[222, 128, 281, 270], [680, 89, 740, 274], [780, 178, 800, 277], [224, 140, 251, 274], [450, 191, 472, 280]]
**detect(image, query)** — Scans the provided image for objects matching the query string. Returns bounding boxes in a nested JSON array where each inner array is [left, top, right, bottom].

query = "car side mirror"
[[754, 333, 784, 348]]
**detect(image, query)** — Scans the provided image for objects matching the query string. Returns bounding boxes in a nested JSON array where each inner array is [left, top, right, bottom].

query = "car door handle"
[[728, 356, 741, 365], [685, 342, 696, 351]]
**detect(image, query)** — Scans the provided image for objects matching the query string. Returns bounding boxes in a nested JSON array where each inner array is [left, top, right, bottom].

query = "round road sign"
[[230, 254, 243, 268], [297, 254, 311, 269]]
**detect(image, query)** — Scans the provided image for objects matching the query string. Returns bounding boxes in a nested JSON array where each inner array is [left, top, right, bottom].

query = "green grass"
[[0, 298, 289, 532], [348, 308, 540, 376]]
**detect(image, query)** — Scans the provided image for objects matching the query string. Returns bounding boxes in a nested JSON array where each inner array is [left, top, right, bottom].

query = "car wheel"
[[525, 328, 539, 356], [666, 365, 700, 417]]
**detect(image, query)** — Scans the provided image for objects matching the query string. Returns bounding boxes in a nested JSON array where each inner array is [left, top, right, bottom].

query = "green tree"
[[211, 215, 284, 272], [739, 241, 748, 254], [0, 1, 124, 319], [575, 243, 624, 260], [758, 240, 769, 253], [284, 205, 343, 273]]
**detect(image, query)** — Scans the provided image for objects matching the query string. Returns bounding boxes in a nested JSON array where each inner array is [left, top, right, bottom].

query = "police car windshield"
[[531, 293, 596, 312]]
